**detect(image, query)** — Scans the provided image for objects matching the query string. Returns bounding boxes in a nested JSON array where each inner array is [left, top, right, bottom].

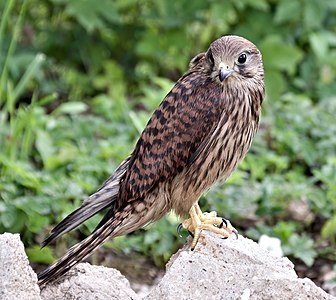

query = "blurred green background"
[[0, 0, 335, 289]]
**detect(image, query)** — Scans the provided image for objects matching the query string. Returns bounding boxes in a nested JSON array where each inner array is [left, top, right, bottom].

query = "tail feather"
[[41, 191, 116, 247], [38, 217, 121, 286], [41, 158, 129, 247]]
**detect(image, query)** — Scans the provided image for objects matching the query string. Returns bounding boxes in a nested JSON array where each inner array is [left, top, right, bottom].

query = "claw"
[[218, 218, 227, 229], [181, 204, 238, 249], [177, 223, 195, 239], [177, 223, 183, 238]]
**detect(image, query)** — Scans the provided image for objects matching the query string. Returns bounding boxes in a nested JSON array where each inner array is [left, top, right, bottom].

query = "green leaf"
[[51, 0, 119, 32], [245, 0, 269, 11], [144, 230, 160, 245], [45, 142, 79, 170], [303, 1, 327, 30], [26, 246, 56, 264], [0, 157, 40, 190], [12, 53, 46, 102], [273, 221, 297, 243], [28, 214, 50, 233], [53, 102, 88, 116], [260, 35, 303, 74], [321, 216, 336, 239], [274, 0, 301, 24], [309, 33, 329, 60], [36, 130, 55, 168], [283, 234, 317, 266], [264, 69, 285, 102]]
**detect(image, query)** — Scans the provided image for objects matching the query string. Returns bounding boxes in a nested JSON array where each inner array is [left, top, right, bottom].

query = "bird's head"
[[201, 35, 264, 85]]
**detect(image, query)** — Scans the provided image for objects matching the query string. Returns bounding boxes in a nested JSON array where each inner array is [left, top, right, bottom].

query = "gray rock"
[[1, 231, 335, 300], [40, 263, 140, 300], [145, 232, 335, 300], [0, 233, 40, 300]]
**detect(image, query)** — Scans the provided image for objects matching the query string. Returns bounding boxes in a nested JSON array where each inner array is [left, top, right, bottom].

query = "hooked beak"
[[219, 63, 234, 82]]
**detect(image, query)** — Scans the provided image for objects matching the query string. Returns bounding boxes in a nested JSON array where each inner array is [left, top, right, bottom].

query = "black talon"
[[233, 229, 239, 239], [219, 218, 227, 229], [188, 230, 194, 238], [177, 223, 183, 238], [177, 223, 195, 238]]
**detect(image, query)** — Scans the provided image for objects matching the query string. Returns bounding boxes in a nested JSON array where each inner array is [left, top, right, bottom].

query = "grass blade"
[[0, 0, 28, 105], [12, 53, 46, 102]]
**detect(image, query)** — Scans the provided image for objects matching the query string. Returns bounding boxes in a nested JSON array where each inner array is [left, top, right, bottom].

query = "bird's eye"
[[237, 53, 247, 64], [206, 49, 215, 67]]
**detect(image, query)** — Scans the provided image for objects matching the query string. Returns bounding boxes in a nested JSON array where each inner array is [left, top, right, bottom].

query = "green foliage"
[[282, 234, 318, 267], [106, 214, 182, 266], [26, 245, 56, 264], [1, 0, 336, 270]]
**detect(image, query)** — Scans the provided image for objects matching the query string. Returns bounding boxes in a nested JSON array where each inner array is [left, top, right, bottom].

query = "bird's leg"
[[181, 203, 238, 250]]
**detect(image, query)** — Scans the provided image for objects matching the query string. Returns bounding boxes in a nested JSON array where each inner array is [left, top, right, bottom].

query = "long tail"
[[38, 215, 124, 286], [38, 158, 131, 285], [38, 200, 152, 286], [41, 158, 129, 247]]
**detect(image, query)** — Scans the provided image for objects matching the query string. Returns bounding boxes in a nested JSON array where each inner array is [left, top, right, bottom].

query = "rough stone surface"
[[40, 263, 140, 300], [0, 233, 40, 300], [1, 231, 335, 300], [145, 232, 336, 300]]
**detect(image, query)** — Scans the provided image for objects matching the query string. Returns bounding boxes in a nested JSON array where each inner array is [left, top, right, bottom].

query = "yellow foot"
[[178, 203, 238, 250]]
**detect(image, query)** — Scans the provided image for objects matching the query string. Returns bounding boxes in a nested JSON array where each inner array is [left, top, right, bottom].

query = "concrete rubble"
[[0, 233, 40, 300], [0, 231, 335, 300], [145, 232, 335, 300], [40, 263, 140, 300]]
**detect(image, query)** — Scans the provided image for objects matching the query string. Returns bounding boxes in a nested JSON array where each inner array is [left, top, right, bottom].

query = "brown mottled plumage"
[[38, 35, 264, 285]]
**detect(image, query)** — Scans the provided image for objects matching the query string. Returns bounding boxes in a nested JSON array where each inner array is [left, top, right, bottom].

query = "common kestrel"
[[38, 35, 265, 285]]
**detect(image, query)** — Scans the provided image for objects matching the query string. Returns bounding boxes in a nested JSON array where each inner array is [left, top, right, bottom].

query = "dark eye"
[[206, 49, 215, 67], [237, 53, 247, 64]]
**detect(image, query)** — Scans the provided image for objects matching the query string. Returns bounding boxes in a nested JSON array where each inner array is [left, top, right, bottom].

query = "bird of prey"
[[38, 35, 265, 285]]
